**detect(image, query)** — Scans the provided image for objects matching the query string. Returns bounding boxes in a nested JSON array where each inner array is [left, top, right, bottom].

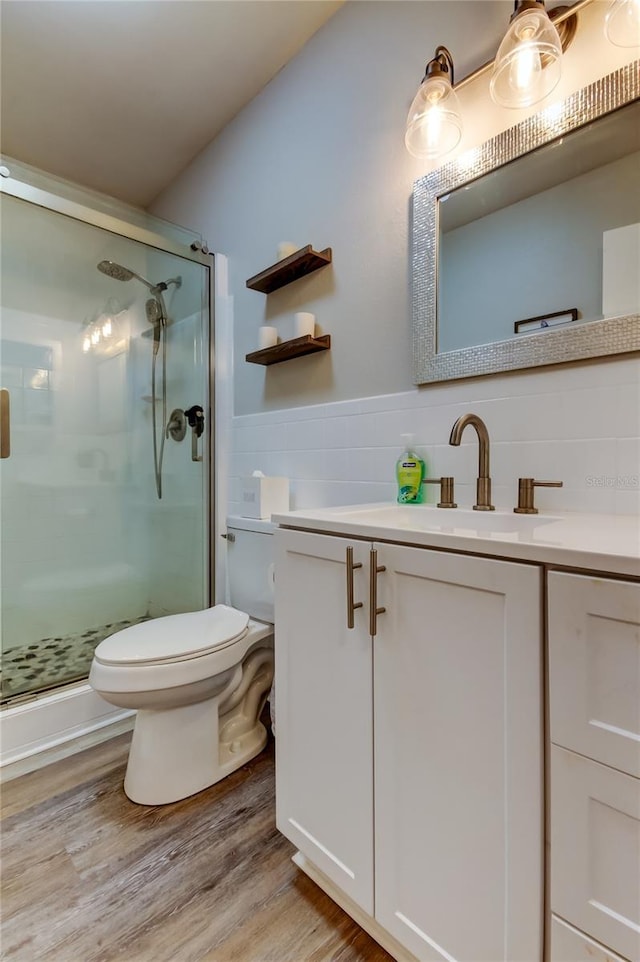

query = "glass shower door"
[[0, 191, 210, 702]]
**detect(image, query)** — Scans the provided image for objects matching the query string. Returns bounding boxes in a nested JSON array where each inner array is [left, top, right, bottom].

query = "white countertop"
[[273, 503, 640, 578]]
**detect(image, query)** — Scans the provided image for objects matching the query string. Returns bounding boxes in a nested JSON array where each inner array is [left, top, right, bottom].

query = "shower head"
[[97, 260, 182, 297], [97, 260, 136, 283], [97, 260, 157, 292]]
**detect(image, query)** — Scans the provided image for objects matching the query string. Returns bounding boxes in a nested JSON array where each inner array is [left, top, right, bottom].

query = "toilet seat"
[[93, 605, 250, 667], [89, 613, 273, 695]]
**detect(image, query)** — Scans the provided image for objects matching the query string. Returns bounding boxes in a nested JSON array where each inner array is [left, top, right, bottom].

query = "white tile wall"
[[228, 356, 639, 519], [2, 298, 214, 651]]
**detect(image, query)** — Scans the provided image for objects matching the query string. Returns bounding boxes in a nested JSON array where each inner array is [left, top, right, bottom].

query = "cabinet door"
[[551, 745, 640, 962], [550, 916, 630, 962], [274, 529, 374, 914], [548, 572, 640, 778], [373, 544, 542, 962]]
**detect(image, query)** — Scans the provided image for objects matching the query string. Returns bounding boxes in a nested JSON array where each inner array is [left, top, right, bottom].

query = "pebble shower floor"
[[0, 616, 149, 702]]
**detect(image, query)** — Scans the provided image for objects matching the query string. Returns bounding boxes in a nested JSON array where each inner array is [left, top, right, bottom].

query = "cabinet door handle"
[[346, 546, 363, 629], [369, 548, 386, 637], [0, 389, 10, 459]]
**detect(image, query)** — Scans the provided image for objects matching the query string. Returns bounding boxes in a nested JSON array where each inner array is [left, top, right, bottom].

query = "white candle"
[[294, 312, 315, 338], [277, 242, 298, 261], [259, 326, 278, 349]]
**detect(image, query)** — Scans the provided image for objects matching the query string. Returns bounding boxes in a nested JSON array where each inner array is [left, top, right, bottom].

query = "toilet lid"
[[93, 605, 250, 666]]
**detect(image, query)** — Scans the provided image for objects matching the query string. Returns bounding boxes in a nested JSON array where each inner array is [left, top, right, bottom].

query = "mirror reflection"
[[436, 100, 640, 354]]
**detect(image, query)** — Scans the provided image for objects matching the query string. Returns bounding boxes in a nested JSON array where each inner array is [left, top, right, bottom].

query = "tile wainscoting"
[[229, 356, 639, 519]]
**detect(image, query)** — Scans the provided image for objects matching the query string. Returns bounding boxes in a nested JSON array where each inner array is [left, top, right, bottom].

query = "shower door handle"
[[0, 390, 10, 459], [190, 429, 203, 463], [184, 405, 204, 462]]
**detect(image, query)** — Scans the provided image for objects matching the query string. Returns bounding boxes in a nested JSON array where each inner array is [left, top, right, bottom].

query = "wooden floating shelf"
[[246, 245, 332, 294], [246, 334, 331, 366]]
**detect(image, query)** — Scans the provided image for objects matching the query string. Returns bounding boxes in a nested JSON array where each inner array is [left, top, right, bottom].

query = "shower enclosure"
[[0, 161, 212, 705]]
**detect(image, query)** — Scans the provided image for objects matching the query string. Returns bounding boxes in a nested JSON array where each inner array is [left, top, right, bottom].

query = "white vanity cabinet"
[[548, 572, 640, 962], [275, 527, 543, 962]]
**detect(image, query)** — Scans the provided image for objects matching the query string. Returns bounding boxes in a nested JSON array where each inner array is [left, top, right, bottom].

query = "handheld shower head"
[[145, 298, 162, 323], [146, 298, 163, 356]]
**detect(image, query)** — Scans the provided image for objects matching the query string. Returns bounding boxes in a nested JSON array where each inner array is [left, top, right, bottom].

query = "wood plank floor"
[[1, 732, 393, 962]]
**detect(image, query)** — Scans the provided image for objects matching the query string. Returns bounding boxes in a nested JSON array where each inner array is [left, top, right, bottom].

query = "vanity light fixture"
[[405, 0, 632, 160], [405, 45, 463, 159], [490, 0, 577, 108], [604, 0, 640, 46]]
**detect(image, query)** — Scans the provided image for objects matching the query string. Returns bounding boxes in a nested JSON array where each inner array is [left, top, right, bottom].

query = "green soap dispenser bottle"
[[396, 434, 425, 504]]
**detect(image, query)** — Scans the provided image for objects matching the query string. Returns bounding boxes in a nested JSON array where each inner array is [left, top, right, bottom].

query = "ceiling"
[[0, 0, 343, 208]]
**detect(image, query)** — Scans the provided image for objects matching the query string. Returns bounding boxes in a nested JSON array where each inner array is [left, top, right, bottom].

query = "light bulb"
[[511, 41, 541, 92], [423, 84, 446, 154], [91, 328, 101, 345], [101, 318, 113, 338], [425, 106, 443, 153], [82, 336, 91, 353]]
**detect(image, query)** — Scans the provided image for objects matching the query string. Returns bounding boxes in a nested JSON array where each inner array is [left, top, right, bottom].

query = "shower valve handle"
[[184, 405, 204, 462]]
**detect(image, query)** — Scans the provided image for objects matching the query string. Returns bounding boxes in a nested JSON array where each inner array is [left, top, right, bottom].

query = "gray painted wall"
[[151, 0, 634, 416], [152, 0, 513, 414]]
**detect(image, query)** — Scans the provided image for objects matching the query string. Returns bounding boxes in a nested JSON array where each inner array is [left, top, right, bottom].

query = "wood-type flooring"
[[1, 731, 393, 962]]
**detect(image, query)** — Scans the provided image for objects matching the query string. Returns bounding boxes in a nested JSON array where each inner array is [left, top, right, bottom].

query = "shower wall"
[[1, 305, 147, 649], [143, 311, 208, 618]]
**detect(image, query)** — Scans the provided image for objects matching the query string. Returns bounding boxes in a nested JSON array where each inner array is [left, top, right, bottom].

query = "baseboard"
[[292, 852, 419, 962], [0, 681, 134, 779]]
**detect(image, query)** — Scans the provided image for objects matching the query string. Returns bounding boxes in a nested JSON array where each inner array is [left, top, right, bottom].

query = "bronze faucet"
[[449, 413, 495, 511]]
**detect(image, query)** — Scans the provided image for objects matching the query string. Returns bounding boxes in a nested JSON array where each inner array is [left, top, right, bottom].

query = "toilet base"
[[124, 698, 268, 805], [123, 646, 273, 805]]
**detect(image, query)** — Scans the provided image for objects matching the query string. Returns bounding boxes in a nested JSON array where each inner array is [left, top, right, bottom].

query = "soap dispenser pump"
[[396, 434, 425, 504]]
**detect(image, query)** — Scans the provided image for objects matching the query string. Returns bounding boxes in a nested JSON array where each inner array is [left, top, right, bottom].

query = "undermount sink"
[[329, 503, 561, 535]]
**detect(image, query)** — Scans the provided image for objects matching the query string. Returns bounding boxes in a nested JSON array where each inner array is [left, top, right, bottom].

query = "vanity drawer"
[[548, 572, 640, 778], [550, 916, 630, 962], [550, 746, 640, 962]]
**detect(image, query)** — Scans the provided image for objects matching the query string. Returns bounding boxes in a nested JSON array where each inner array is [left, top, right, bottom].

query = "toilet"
[[89, 517, 275, 805]]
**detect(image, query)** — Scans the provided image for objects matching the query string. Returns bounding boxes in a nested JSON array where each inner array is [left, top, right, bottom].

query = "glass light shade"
[[405, 75, 463, 159], [605, 0, 640, 46], [490, 6, 563, 108]]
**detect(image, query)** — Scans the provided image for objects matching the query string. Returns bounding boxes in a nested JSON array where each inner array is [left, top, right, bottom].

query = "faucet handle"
[[514, 478, 563, 514], [423, 476, 457, 508]]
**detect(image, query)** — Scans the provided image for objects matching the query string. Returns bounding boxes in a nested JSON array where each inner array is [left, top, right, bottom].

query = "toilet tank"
[[226, 516, 275, 623]]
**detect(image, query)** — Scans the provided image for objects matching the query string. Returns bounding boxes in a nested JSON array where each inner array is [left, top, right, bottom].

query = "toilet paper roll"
[[277, 242, 298, 261], [294, 312, 315, 338], [259, 326, 278, 349]]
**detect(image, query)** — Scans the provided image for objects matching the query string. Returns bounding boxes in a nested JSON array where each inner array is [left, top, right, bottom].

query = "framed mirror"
[[412, 62, 640, 385]]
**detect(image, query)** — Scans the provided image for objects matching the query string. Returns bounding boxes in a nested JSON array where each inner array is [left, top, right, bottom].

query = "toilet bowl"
[[89, 518, 276, 805]]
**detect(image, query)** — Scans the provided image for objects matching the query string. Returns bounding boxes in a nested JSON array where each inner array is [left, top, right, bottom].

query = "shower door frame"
[[0, 173, 216, 610]]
